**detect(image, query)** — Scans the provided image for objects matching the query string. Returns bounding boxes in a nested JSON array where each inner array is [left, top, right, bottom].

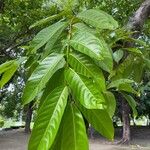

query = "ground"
[[0, 127, 150, 150]]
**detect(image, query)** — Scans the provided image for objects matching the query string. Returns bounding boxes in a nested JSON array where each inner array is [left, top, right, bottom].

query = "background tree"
[[0, 0, 150, 149]]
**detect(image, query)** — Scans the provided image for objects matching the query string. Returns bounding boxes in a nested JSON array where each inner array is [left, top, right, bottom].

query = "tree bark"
[[25, 102, 33, 133], [120, 0, 150, 144], [121, 99, 130, 144], [127, 0, 150, 33]]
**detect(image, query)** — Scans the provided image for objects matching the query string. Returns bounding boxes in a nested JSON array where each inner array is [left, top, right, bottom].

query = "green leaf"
[[65, 68, 105, 109], [121, 93, 138, 117], [59, 103, 89, 150], [0, 60, 19, 88], [144, 58, 150, 70], [109, 55, 134, 80], [103, 91, 116, 118], [118, 83, 138, 95], [107, 79, 134, 89], [123, 48, 143, 55], [70, 31, 104, 60], [28, 86, 68, 150], [26, 61, 39, 79], [42, 26, 67, 58], [93, 37, 113, 72], [22, 53, 65, 105], [70, 31, 113, 72], [73, 22, 96, 34], [79, 105, 114, 140], [113, 50, 124, 63], [39, 69, 65, 108], [0, 60, 16, 74], [25, 55, 39, 69], [131, 58, 144, 83], [68, 52, 106, 91], [77, 9, 118, 30], [29, 12, 65, 29], [30, 22, 67, 53]]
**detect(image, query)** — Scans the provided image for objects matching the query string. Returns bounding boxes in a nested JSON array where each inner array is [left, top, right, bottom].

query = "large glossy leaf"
[[70, 31, 104, 60], [28, 86, 68, 150], [30, 22, 67, 53], [103, 91, 116, 118], [68, 52, 106, 91], [58, 103, 89, 150], [65, 68, 105, 109], [39, 69, 65, 107], [77, 9, 118, 30], [22, 53, 65, 105], [0, 60, 19, 88], [121, 93, 138, 117], [79, 105, 114, 140]]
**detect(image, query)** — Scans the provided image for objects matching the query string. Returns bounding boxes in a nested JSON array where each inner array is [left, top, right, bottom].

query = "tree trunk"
[[121, 99, 130, 144], [119, 0, 150, 144], [117, 94, 130, 145], [25, 102, 33, 133], [148, 114, 150, 127]]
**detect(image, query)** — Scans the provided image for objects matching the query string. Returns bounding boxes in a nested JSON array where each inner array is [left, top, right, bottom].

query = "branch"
[[127, 0, 150, 33], [6, 38, 32, 52], [0, 38, 32, 59]]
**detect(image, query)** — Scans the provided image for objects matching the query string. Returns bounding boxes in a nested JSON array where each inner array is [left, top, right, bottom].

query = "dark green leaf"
[[121, 93, 138, 117], [77, 9, 118, 30], [30, 22, 67, 53], [79, 105, 114, 140]]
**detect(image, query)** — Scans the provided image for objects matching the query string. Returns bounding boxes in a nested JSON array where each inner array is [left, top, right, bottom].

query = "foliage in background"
[[0, 0, 150, 149]]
